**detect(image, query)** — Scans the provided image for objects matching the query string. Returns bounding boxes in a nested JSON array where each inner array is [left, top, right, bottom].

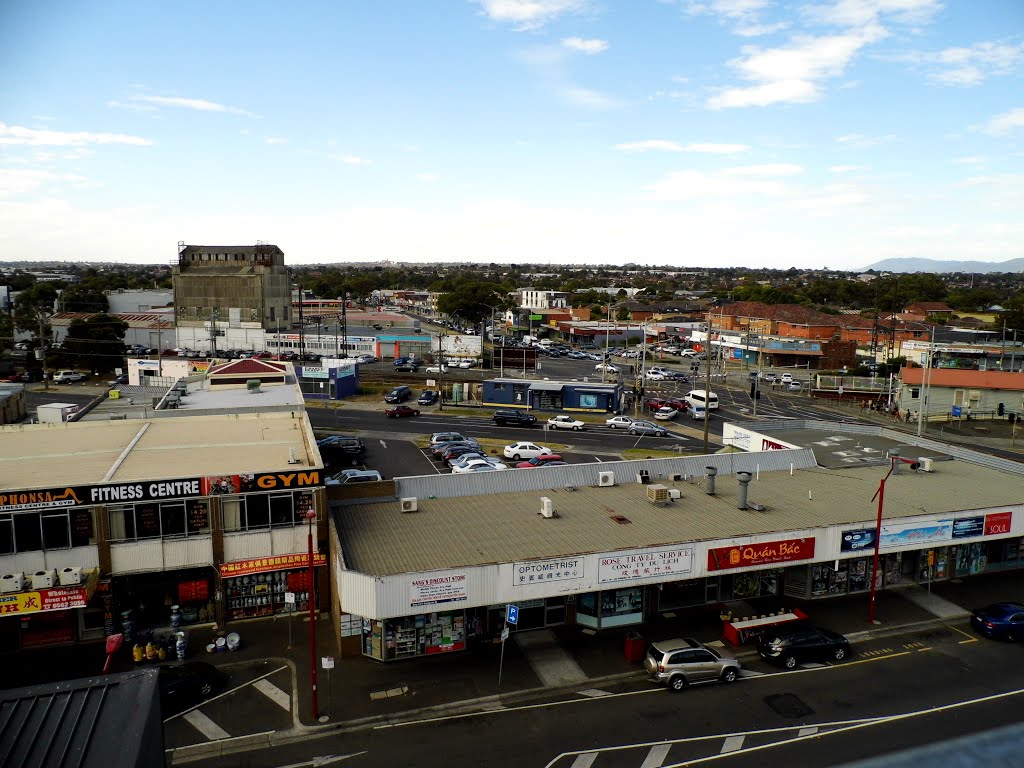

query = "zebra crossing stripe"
[[640, 744, 671, 767], [798, 726, 819, 736], [570, 753, 598, 767], [253, 678, 291, 711], [182, 710, 230, 740], [721, 735, 745, 753]]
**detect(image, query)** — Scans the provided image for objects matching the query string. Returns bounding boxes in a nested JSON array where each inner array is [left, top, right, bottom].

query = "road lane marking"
[[797, 726, 818, 736], [721, 736, 744, 753], [183, 710, 230, 740], [163, 663, 290, 722], [253, 678, 291, 711], [641, 744, 671, 767], [570, 754, 597, 767], [273, 754, 368, 768], [946, 624, 978, 643]]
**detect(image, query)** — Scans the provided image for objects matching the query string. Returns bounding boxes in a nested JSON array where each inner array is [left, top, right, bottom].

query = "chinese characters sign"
[[598, 546, 694, 584], [513, 558, 584, 586], [708, 538, 815, 571], [0, 586, 90, 615], [219, 553, 326, 577]]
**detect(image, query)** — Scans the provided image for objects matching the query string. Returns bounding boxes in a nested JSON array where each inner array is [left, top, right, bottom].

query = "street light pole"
[[868, 450, 898, 625], [305, 507, 319, 720], [437, 332, 445, 412]]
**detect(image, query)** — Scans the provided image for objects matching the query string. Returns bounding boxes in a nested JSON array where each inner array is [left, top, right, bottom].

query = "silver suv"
[[643, 638, 740, 692]]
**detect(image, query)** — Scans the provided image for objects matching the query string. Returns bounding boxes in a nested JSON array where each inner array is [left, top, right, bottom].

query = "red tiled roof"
[[899, 367, 1024, 389]]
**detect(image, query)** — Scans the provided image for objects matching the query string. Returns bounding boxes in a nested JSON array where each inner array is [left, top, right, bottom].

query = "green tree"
[[13, 282, 59, 338], [60, 314, 129, 373], [60, 285, 110, 313], [435, 282, 503, 324]]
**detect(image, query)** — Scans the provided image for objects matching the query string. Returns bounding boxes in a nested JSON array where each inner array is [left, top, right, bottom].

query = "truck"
[[37, 403, 81, 424]]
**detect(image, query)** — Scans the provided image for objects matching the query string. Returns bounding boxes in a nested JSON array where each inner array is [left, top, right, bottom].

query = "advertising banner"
[[513, 557, 584, 586], [879, 519, 953, 549], [840, 528, 876, 552], [985, 511, 1013, 536], [598, 545, 694, 584], [0, 570, 98, 616], [952, 516, 985, 539], [410, 573, 468, 607], [219, 553, 326, 577], [708, 538, 816, 571]]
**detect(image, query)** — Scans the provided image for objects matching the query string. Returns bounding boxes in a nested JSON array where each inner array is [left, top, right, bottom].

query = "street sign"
[[529, 314, 542, 321], [500, 627, 510, 641], [507, 604, 519, 625], [952, 405, 961, 417], [285, 592, 296, 604], [321, 656, 335, 669]]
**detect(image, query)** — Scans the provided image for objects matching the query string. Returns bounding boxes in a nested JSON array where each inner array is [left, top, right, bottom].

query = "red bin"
[[624, 632, 646, 662]]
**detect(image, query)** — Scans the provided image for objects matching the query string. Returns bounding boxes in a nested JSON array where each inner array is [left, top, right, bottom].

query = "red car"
[[385, 405, 421, 418], [516, 454, 564, 469]]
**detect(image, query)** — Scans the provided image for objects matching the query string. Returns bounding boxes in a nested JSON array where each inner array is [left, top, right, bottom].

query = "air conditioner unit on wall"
[[1, 573, 25, 593], [598, 471, 615, 487], [400, 497, 418, 513], [59, 566, 83, 586], [31, 569, 57, 589], [918, 457, 934, 472]]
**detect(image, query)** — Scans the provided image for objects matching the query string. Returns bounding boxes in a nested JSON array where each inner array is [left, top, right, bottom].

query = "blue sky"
[[1, 0, 1022, 270]]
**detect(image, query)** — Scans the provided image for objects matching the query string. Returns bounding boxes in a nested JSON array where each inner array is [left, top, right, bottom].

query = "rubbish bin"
[[624, 631, 645, 662]]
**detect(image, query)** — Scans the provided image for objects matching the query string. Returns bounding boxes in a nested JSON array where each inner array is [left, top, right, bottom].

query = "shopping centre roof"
[[336, 458, 1024, 576], [0, 411, 320, 491]]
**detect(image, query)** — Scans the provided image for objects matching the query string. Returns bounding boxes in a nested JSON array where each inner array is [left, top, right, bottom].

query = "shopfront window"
[[222, 491, 311, 532], [41, 513, 70, 549], [108, 500, 211, 543], [364, 611, 467, 660]]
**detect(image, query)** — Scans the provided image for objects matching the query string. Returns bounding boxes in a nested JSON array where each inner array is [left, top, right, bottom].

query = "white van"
[[685, 389, 719, 411]]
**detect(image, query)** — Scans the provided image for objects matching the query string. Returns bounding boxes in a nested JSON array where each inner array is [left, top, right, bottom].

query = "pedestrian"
[[904, 409, 911, 423], [966, 405, 972, 421]]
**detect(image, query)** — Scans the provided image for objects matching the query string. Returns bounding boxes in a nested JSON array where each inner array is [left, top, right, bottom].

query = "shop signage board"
[[879, 519, 953, 549], [410, 573, 468, 608], [513, 557, 584, 586], [985, 511, 1013, 536], [220, 553, 326, 577], [840, 528, 876, 552], [0, 570, 98, 616], [952, 516, 985, 539], [0, 470, 324, 513], [707, 537, 815, 571], [598, 545, 694, 584]]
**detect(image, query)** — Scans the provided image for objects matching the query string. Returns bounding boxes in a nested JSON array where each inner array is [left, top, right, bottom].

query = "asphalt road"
[[183, 622, 1024, 768]]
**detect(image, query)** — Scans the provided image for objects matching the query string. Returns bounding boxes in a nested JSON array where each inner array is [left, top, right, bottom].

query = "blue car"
[[970, 603, 1024, 640]]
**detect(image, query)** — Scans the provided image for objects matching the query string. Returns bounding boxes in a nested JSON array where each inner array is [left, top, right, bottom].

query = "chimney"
[[736, 471, 752, 510], [706, 466, 718, 495], [889, 447, 901, 474]]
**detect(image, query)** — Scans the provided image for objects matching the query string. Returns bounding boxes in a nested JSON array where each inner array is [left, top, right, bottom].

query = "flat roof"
[[0, 411, 320, 491], [337, 459, 1024, 576]]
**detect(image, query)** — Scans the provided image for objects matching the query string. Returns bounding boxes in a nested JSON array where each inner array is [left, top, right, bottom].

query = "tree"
[[435, 282, 504, 324], [60, 314, 129, 373], [13, 283, 59, 337], [60, 285, 109, 313]]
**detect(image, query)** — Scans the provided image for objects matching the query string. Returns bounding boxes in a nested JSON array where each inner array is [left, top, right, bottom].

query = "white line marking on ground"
[[570, 754, 598, 768], [798, 726, 818, 736], [641, 744, 671, 767], [577, 688, 612, 698], [253, 678, 291, 711], [163, 663, 289, 723], [182, 709, 231, 740], [721, 735, 744, 753], [272, 752, 368, 768]]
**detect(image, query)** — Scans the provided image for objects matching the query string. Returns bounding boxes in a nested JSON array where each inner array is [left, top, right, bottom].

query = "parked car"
[[493, 410, 538, 427], [595, 363, 620, 374], [503, 442, 553, 460], [760, 371, 777, 383], [547, 415, 585, 431], [515, 454, 564, 468], [326, 469, 383, 484], [970, 603, 1024, 641], [780, 373, 794, 384], [788, 381, 803, 391], [385, 405, 420, 418], [679, 349, 699, 357], [107, 373, 129, 386], [689, 405, 708, 421], [452, 459, 508, 474], [448, 453, 500, 470], [316, 434, 359, 447], [605, 415, 635, 429], [440, 444, 485, 463], [653, 407, 678, 421], [645, 371, 668, 381], [394, 360, 420, 372], [431, 440, 480, 459], [756, 624, 852, 669], [384, 386, 412, 403], [417, 390, 438, 405], [424, 364, 448, 374], [159, 662, 227, 716], [54, 370, 87, 384], [318, 438, 367, 467], [643, 638, 740, 692], [628, 420, 668, 437], [430, 431, 468, 445]]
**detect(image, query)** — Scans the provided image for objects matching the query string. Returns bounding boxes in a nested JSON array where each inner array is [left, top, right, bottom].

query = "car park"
[[326, 469, 383, 484], [418, 390, 438, 405], [452, 459, 508, 474], [159, 662, 227, 717], [756, 624, 852, 669], [653, 407, 678, 421], [547, 415, 585, 431], [643, 638, 740, 692], [493, 410, 538, 427], [384, 386, 412, 403], [385, 405, 420, 418], [515, 454, 564, 468], [606, 415, 635, 429], [503, 442, 553, 460], [970, 603, 1024, 640], [628, 420, 668, 437]]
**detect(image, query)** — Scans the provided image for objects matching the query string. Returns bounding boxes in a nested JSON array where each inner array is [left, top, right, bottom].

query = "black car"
[[159, 661, 227, 716], [430, 440, 479, 459], [393, 359, 420, 372], [493, 410, 538, 427], [319, 438, 367, 467], [756, 624, 851, 669], [418, 390, 438, 405], [440, 444, 484, 463]]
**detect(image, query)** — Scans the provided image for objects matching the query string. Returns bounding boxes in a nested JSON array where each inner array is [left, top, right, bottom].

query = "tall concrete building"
[[172, 243, 291, 351]]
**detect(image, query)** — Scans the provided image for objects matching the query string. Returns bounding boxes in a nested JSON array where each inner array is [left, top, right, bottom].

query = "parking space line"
[[253, 678, 291, 711], [182, 710, 231, 740]]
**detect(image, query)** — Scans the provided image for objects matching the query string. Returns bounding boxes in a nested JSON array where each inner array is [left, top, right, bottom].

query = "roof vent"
[[706, 466, 718, 495]]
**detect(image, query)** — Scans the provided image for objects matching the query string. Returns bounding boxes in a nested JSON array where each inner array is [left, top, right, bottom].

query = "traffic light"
[[750, 383, 756, 399], [998, 402, 1005, 416]]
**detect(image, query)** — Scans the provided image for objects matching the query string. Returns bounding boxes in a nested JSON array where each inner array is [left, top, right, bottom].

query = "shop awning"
[[220, 552, 326, 577]]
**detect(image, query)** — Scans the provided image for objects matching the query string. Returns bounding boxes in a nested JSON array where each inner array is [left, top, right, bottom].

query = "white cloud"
[[734, 21, 790, 37], [641, 168, 791, 200], [835, 132, 897, 147], [0, 123, 152, 147], [708, 78, 819, 108], [107, 99, 159, 113], [615, 140, 685, 153], [265, 137, 288, 145], [562, 36, 608, 54], [723, 163, 804, 176], [829, 164, 862, 172], [0, 168, 89, 197], [129, 95, 257, 118], [802, 0, 942, 28], [331, 154, 372, 165], [685, 142, 751, 153], [983, 107, 1024, 136], [474, 0, 588, 30], [561, 86, 619, 109]]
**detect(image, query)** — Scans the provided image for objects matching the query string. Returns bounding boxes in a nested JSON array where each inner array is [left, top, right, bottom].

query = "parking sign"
[[506, 604, 519, 625]]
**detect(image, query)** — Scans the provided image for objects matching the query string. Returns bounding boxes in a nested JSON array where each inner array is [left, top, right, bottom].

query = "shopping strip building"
[[330, 423, 1024, 661], [0, 381, 326, 652]]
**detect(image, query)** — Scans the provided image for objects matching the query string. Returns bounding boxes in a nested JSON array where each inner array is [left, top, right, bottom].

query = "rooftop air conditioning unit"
[[647, 484, 669, 504], [1, 572, 25, 593], [31, 569, 57, 590], [540, 497, 554, 519], [636, 470, 651, 485], [668, 488, 682, 501], [919, 457, 934, 473], [59, 566, 83, 586], [598, 471, 615, 487], [400, 497, 418, 513]]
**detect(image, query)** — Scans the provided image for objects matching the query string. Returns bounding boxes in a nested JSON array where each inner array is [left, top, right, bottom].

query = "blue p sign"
[[507, 604, 519, 625]]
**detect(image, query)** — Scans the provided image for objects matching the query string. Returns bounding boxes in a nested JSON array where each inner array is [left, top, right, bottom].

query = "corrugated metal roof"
[[338, 456, 1024, 576], [899, 367, 1024, 390], [529, 381, 564, 391]]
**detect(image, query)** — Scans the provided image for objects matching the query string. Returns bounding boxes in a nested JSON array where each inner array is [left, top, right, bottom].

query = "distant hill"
[[860, 257, 1024, 274]]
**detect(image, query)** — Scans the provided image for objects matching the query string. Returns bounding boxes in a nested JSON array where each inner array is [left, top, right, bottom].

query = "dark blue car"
[[970, 602, 1024, 640]]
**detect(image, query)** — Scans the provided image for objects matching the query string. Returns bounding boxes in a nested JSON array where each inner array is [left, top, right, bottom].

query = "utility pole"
[[437, 332, 445, 412], [703, 320, 712, 454], [39, 314, 49, 391]]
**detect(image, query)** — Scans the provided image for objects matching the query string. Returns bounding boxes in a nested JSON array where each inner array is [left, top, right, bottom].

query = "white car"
[[780, 373, 794, 384], [606, 415, 635, 429], [788, 381, 803, 391], [653, 407, 678, 420], [452, 459, 508, 474], [679, 349, 699, 357], [458, 360, 477, 369], [645, 371, 668, 381], [595, 363, 620, 373], [547, 415, 585, 431], [425, 364, 449, 374], [503, 442, 553, 460]]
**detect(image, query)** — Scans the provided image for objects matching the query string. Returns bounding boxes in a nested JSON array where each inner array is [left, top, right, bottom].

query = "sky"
[[1, 0, 1022, 271]]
